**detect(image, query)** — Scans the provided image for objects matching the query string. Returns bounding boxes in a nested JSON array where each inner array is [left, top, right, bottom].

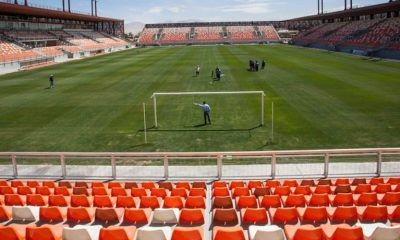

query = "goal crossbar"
[[150, 91, 266, 128]]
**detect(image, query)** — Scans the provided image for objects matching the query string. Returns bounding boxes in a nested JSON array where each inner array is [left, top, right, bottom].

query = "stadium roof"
[[0, 2, 122, 22], [290, 1, 400, 21]]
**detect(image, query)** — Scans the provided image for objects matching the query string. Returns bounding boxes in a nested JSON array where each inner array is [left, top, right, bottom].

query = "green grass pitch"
[[0, 44, 399, 152]]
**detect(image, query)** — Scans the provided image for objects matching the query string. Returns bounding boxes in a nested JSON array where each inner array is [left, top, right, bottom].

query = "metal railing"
[[0, 148, 399, 180]]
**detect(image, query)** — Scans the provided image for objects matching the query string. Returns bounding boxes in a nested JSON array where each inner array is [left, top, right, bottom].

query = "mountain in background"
[[125, 22, 145, 35]]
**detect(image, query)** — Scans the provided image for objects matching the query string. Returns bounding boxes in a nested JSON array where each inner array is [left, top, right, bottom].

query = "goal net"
[[150, 91, 265, 129]]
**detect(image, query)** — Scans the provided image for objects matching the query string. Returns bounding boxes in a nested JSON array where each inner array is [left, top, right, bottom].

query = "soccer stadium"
[[0, 0, 399, 239]]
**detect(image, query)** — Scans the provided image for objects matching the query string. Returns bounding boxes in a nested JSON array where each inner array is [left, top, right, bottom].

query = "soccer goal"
[[150, 91, 266, 128]]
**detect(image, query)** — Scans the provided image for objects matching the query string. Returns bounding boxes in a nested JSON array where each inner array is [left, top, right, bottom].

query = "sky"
[[23, 0, 389, 23]]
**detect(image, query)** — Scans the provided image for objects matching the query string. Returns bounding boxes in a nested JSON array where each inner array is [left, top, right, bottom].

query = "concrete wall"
[[0, 61, 21, 75]]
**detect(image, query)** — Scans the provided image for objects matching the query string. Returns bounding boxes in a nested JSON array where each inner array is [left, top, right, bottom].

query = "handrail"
[[0, 148, 399, 180], [0, 147, 399, 157]]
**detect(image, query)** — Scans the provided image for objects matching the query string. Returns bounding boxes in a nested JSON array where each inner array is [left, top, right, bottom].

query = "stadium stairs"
[[0, 177, 399, 240]]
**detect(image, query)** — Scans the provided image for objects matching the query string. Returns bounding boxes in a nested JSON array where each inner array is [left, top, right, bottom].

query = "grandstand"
[[139, 22, 280, 46], [0, 0, 400, 240], [291, 1, 400, 58], [0, 1, 130, 74]]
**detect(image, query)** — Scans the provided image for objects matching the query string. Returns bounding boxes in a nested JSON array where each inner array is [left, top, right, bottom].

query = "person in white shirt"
[[194, 101, 211, 125], [195, 65, 200, 77]]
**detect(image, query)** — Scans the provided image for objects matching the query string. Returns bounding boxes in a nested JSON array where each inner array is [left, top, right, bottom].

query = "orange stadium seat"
[[298, 206, 328, 224], [67, 207, 95, 223], [151, 188, 168, 198], [352, 184, 371, 194], [294, 186, 312, 195], [123, 208, 151, 224], [212, 196, 233, 209], [93, 195, 115, 208], [159, 182, 174, 191], [185, 196, 206, 209], [131, 188, 149, 197], [17, 187, 33, 196], [266, 180, 281, 188], [124, 182, 138, 189], [269, 207, 299, 224], [321, 224, 363, 240], [26, 194, 47, 206], [240, 208, 268, 225], [71, 195, 92, 207], [329, 193, 354, 206], [163, 196, 184, 209], [171, 188, 188, 198], [111, 187, 128, 197], [248, 181, 263, 189], [284, 225, 324, 240], [107, 182, 123, 189], [213, 226, 245, 240], [179, 208, 205, 225], [140, 196, 161, 209], [54, 187, 71, 196], [192, 182, 207, 189], [116, 196, 138, 208], [99, 226, 136, 240], [172, 227, 204, 240], [252, 187, 271, 197], [300, 179, 316, 186], [5, 194, 25, 206], [379, 192, 400, 205], [236, 196, 258, 209], [176, 182, 191, 190], [273, 186, 291, 196], [35, 186, 52, 196], [232, 187, 250, 197], [26, 225, 63, 240], [0, 224, 27, 240], [48, 195, 69, 207], [373, 183, 392, 193], [259, 195, 282, 208], [306, 193, 330, 207], [357, 205, 388, 223], [212, 208, 239, 225], [0, 206, 12, 221], [212, 188, 230, 197], [283, 180, 298, 188], [328, 206, 358, 223], [95, 208, 123, 224], [212, 182, 227, 189], [229, 181, 245, 189], [189, 188, 206, 197], [141, 182, 157, 189], [282, 194, 306, 207], [354, 192, 378, 206], [39, 207, 67, 222]]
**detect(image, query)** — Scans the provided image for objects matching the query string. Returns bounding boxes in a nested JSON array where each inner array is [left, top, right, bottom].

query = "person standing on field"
[[262, 60, 266, 70], [49, 74, 55, 89], [195, 65, 200, 77], [194, 101, 211, 125]]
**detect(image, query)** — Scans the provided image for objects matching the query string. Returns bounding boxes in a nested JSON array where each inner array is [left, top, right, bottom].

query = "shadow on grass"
[[139, 125, 263, 133]]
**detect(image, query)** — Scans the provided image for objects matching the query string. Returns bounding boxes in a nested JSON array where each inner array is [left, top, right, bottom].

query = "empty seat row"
[[212, 184, 400, 198], [213, 178, 400, 189], [215, 223, 400, 240], [0, 186, 207, 198], [212, 192, 400, 209], [212, 205, 400, 225], [0, 180, 207, 190], [0, 194, 206, 209], [0, 205, 205, 225], [0, 224, 205, 240]]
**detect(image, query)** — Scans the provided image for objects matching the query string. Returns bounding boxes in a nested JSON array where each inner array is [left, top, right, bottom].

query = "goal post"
[[150, 91, 266, 128]]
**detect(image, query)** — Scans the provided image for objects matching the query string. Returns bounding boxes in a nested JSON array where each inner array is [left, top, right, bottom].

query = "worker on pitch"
[[194, 101, 211, 125], [49, 74, 55, 89]]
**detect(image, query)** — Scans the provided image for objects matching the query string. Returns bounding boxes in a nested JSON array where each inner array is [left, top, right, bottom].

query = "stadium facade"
[[0, 0, 129, 74]]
